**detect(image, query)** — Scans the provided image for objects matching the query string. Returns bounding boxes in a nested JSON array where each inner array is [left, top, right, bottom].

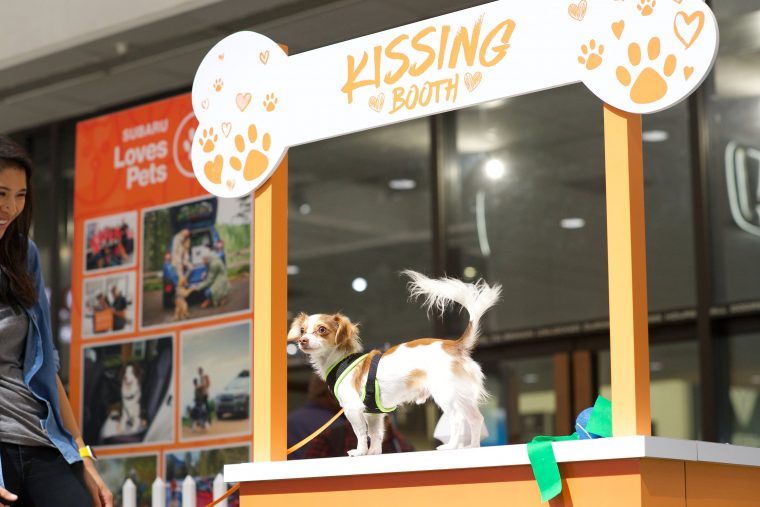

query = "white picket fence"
[[121, 473, 228, 507]]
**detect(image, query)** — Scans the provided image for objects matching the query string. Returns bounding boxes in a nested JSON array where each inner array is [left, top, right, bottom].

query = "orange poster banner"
[[71, 93, 252, 505]]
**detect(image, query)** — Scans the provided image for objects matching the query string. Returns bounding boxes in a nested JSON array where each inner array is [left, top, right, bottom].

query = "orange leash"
[[205, 408, 345, 506]]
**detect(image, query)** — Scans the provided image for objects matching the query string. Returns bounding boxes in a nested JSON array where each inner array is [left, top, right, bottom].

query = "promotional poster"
[[71, 94, 252, 499]]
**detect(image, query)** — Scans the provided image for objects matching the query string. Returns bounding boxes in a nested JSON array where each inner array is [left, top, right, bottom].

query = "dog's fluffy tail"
[[403, 270, 501, 353]]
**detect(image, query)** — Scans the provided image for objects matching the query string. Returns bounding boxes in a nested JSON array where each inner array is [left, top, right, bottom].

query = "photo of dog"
[[288, 270, 501, 456], [82, 335, 174, 446]]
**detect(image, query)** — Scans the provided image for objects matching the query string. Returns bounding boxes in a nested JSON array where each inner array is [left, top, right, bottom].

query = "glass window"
[[706, 3, 760, 304], [598, 340, 700, 440], [717, 332, 760, 447], [449, 84, 695, 332], [482, 355, 555, 444], [286, 119, 439, 452], [287, 118, 433, 347]]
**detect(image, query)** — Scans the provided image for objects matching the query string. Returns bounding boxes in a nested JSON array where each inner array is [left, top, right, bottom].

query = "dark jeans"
[[0, 444, 92, 507]]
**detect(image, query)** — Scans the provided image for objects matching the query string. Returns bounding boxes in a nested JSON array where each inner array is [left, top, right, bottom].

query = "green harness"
[[324, 351, 396, 414]]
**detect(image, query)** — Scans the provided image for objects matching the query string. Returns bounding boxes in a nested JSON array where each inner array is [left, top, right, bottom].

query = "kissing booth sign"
[[190, 0, 717, 197], [188, 1, 760, 506]]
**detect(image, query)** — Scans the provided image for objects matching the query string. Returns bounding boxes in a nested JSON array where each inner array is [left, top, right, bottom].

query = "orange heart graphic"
[[201, 99, 209, 110], [612, 20, 625, 39], [259, 51, 270, 65], [684, 66, 694, 80], [236, 92, 252, 112], [226, 179, 236, 191], [221, 122, 232, 137], [368, 93, 385, 113], [568, 0, 587, 21], [204, 155, 223, 185], [464, 72, 483, 92], [674, 11, 704, 49]]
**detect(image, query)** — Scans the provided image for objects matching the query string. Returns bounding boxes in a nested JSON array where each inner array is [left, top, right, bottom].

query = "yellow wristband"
[[79, 445, 98, 460]]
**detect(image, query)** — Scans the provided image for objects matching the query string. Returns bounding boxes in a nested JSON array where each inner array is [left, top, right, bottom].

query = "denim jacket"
[[0, 239, 81, 488]]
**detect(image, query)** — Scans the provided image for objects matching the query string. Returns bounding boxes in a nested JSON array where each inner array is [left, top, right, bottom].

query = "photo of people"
[[85, 211, 137, 273], [82, 335, 174, 447], [141, 196, 251, 328], [180, 322, 251, 440], [95, 454, 157, 507], [82, 272, 136, 337], [165, 445, 248, 507]]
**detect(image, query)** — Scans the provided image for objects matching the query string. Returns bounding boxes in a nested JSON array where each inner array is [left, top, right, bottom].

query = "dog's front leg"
[[365, 413, 385, 455], [344, 409, 369, 457]]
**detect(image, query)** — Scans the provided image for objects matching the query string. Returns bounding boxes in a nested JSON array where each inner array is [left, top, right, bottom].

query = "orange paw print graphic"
[[616, 38, 676, 105], [263, 93, 278, 112], [198, 128, 218, 153], [198, 129, 222, 184], [213, 78, 224, 92], [230, 124, 271, 182], [637, 0, 655, 16], [578, 40, 604, 70], [204, 155, 223, 185]]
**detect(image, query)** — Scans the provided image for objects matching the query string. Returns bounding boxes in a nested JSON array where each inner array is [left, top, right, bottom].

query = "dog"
[[174, 275, 191, 321], [108, 363, 146, 434], [287, 270, 501, 456]]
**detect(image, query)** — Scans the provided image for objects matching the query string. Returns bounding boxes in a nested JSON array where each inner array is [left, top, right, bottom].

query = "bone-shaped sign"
[[192, 0, 718, 197]]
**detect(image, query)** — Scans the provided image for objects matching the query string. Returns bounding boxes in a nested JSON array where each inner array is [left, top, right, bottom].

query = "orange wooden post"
[[252, 154, 289, 461], [602, 104, 651, 436]]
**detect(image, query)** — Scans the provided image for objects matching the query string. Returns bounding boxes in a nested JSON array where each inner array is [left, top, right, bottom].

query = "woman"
[[0, 135, 112, 507]]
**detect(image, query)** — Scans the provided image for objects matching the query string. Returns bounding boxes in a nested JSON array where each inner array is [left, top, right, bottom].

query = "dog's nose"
[[299, 337, 308, 346]]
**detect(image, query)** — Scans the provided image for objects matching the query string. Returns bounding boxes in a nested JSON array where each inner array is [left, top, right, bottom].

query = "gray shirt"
[[0, 304, 54, 447]]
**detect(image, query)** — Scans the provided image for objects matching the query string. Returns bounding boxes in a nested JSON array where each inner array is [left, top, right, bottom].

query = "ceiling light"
[[287, 265, 300, 275], [59, 325, 72, 344], [560, 217, 586, 229], [298, 203, 311, 215], [286, 344, 298, 356], [115, 41, 129, 56], [388, 178, 417, 190], [463, 266, 477, 278], [642, 130, 669, 143], [479, 98, 510, 110], [484, 158, 506, 180], [352, 277, 368, 293], [522, 373, 540, 384]]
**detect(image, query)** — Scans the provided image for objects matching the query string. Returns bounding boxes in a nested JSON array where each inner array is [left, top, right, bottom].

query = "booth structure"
[[186, 1, 760, 505], [226, 436, 760, 506]]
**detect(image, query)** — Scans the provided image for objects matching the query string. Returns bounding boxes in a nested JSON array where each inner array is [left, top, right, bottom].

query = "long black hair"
[[0, 135, 36, 307]]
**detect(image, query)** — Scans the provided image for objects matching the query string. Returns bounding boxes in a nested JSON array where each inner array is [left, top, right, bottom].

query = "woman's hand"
[[0, 486, 18, 507], [82, 459, 113, 507]]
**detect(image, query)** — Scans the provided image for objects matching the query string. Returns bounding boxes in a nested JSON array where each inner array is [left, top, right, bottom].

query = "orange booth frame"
[[246, 102, 760, 506]]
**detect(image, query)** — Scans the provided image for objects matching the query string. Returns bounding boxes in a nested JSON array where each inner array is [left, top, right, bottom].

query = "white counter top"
[[224, 436, 760, 483]]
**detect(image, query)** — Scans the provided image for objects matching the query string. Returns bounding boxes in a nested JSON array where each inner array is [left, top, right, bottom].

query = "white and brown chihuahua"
[[288, 270, 501, 456]]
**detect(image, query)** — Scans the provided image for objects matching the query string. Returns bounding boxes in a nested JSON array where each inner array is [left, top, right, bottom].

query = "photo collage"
[[78, 193, 253, 503]]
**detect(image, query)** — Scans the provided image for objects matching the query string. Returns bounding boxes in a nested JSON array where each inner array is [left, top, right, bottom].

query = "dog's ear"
[[333, 313, 360, 351], [287, 313, 308, 342]]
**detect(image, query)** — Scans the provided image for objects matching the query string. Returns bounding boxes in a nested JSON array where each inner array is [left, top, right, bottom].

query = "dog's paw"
[[347, 448, 368, 457], [367, 447, 382, 456], [436, 443, 457, 451]]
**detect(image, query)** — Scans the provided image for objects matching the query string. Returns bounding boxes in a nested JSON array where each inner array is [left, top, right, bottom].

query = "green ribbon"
[[526, 396, 612, 502], [585, 396, 612, 438]]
